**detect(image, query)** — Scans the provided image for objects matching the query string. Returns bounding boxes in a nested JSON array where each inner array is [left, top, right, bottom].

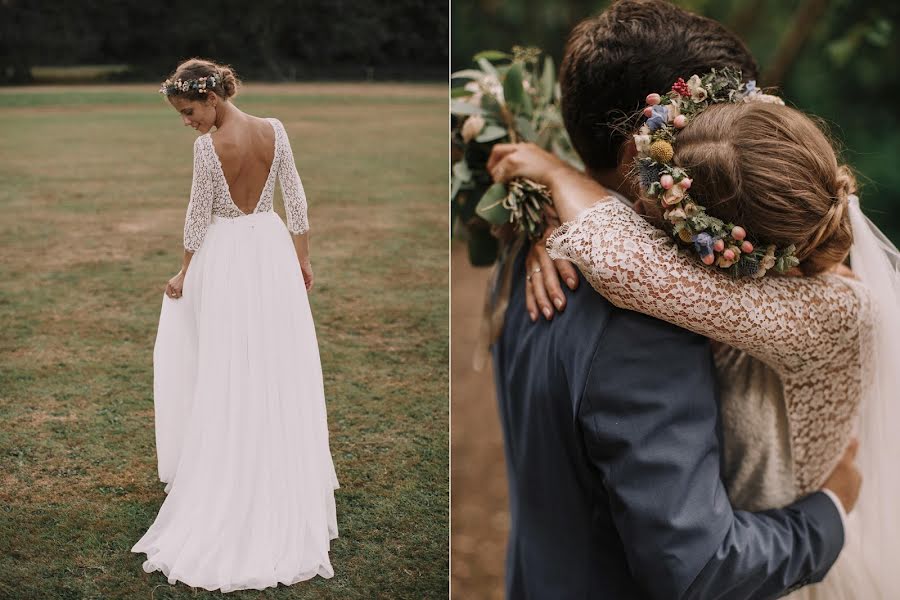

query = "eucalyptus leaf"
[[503, 63, 526, 113], [452, 160, 472, 183], [451, 175, 463, 200], [481, 94, 504, 120], [515, 117, 537, 142], [477, 57, 498, 77], [475, 125, 509, 143], [451, 99, 483, 115], [536, 127, 553, 149], [474, 50, 513, 62], [475, 183, 512, 225], [451, 69, 486, 80], [540, 56, 555, 104]]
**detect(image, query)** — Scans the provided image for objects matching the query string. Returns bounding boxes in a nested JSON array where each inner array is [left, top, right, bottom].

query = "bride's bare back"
[[209, 117, 277, 214]]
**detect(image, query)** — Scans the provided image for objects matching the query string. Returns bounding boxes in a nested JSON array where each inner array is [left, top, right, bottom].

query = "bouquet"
[[451, 46, 582, 265]]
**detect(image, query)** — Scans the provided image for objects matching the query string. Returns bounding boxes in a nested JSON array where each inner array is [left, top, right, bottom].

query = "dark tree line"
[[1, 0, 448, 83]]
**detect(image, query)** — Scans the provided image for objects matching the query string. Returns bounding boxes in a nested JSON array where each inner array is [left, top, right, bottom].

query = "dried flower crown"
[[634, 68, 800, 278], [158, 74, 218, 96]]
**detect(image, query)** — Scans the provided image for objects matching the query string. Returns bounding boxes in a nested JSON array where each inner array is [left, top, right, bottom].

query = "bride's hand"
[[487, 142, 572, 186], [524, 223, 580, 322], [300, 260, 314, 291], [165, 270, 185, 300]]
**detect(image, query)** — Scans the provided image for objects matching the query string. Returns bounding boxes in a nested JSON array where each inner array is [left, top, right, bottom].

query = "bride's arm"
[[489, 143, 865, 372], [275, 120, 310, 237], [182, 136, 215, 261], [548, 195, 865, 371], [273, 120, 312, 288]]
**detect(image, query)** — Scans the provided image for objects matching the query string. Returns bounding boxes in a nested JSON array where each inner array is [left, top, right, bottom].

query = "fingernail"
[[567, 278, 576, 288], [529, 312, 537, 322], [543, 307, 552, 319], [553, 297, 563, 309]]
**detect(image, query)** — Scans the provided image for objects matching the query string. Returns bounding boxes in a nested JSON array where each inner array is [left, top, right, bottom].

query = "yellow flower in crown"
[[649, 140, 674, 163]]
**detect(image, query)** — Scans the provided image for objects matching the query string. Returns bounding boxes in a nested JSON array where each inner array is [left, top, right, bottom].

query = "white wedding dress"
[[547, 198, 893, 598], [131, 118, 339, 592]]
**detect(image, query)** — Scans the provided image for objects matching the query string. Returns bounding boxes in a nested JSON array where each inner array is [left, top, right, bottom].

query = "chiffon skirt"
[[131, 211, 339, 592]]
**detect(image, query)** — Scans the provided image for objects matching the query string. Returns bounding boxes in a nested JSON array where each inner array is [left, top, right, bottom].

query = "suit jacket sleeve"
[[577, 309, 844, 600]]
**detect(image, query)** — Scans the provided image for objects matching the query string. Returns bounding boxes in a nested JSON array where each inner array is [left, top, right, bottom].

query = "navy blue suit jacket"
[[492, 248, 844, 599]]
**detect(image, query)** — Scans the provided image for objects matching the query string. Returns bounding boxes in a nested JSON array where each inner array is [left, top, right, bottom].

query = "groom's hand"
[[821, 438, 862, 514], [524, 225, 579, 321]]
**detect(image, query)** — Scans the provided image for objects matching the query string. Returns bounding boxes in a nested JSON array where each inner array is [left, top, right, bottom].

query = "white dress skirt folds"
[[132, 118, 338, 592]]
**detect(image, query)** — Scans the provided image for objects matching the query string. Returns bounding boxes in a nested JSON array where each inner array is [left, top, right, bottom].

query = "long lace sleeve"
[[547, 198, 865, 372], [547, 198, 874, 493], [183, 136, 214, 252], [275, 120, 309, 235]]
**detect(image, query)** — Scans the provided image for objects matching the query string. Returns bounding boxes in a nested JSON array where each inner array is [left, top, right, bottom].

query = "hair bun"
[[219, 66, 240, 99], [834, 164, 857, 204]]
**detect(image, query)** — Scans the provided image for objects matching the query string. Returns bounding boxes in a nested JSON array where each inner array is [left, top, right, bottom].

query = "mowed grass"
[[0, 83, 448, 599]]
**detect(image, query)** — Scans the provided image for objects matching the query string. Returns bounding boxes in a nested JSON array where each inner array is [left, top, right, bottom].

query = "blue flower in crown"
[[744, 80, 757, 95], [692, 232, 715, 259], [646, 104, 669, 132]]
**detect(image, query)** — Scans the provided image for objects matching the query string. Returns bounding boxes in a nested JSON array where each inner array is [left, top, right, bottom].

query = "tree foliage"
[[1, 0, 448, 83], [452, 0, 900, 244]]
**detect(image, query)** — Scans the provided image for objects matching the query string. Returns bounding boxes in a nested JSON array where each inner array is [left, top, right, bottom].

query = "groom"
[[490, 2, 858, 598]]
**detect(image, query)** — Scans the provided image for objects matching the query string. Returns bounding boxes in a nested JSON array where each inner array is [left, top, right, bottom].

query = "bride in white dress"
[[488, 77, 900, 598], [131, 58, 339, 592]]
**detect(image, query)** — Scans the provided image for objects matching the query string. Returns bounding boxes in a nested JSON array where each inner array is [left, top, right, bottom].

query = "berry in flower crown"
[[159, 75, 218, 96], [633, 67, 800, 278]]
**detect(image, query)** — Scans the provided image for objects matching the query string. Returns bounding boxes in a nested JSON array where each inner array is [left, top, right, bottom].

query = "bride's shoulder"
[[813, 271, 876, 331]]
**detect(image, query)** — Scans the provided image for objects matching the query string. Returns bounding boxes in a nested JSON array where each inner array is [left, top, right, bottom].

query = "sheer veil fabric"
[[845, 195, 900, 593]]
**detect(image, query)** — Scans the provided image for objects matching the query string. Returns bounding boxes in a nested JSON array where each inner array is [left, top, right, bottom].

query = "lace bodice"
[[183, 117, 309, 251], [547, 198, 875, 495]]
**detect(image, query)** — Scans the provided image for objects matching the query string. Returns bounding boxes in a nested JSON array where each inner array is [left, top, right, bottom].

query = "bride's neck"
[[214, 101, 241, 130]]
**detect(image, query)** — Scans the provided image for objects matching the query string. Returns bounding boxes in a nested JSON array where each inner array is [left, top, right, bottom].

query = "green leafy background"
[[452, 0, 900, 245]]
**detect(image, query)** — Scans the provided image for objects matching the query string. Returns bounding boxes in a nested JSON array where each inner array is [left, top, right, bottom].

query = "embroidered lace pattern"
[[546, 198, 875, 495], [182, 117, 309, 251]]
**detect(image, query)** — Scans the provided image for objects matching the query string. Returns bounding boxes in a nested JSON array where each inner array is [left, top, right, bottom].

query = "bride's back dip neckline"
[[206, 117, 279, 216]]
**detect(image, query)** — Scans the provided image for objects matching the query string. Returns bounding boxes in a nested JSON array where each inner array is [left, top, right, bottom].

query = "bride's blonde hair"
[[659, 101, 855, 275]]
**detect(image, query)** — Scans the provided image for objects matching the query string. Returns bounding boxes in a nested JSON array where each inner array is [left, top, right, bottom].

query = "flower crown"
[[158, 74, 218, 96], [634, 67, 800, 278]]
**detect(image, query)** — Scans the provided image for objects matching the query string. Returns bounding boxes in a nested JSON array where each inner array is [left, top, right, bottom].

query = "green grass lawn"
[[0, 83, 448, 599]]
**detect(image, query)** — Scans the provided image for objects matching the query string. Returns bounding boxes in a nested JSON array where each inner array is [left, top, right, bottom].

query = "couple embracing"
[[486, 1, 900, 598]]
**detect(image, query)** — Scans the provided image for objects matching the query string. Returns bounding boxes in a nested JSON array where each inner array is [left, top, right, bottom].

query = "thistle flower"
[[637, 162, 661, 189], [692, 232, 715, 260], [739, 257, 761, 278]]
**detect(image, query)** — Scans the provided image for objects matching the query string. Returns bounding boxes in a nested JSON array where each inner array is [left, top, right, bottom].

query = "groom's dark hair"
[[561, 0, 758, 172]]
